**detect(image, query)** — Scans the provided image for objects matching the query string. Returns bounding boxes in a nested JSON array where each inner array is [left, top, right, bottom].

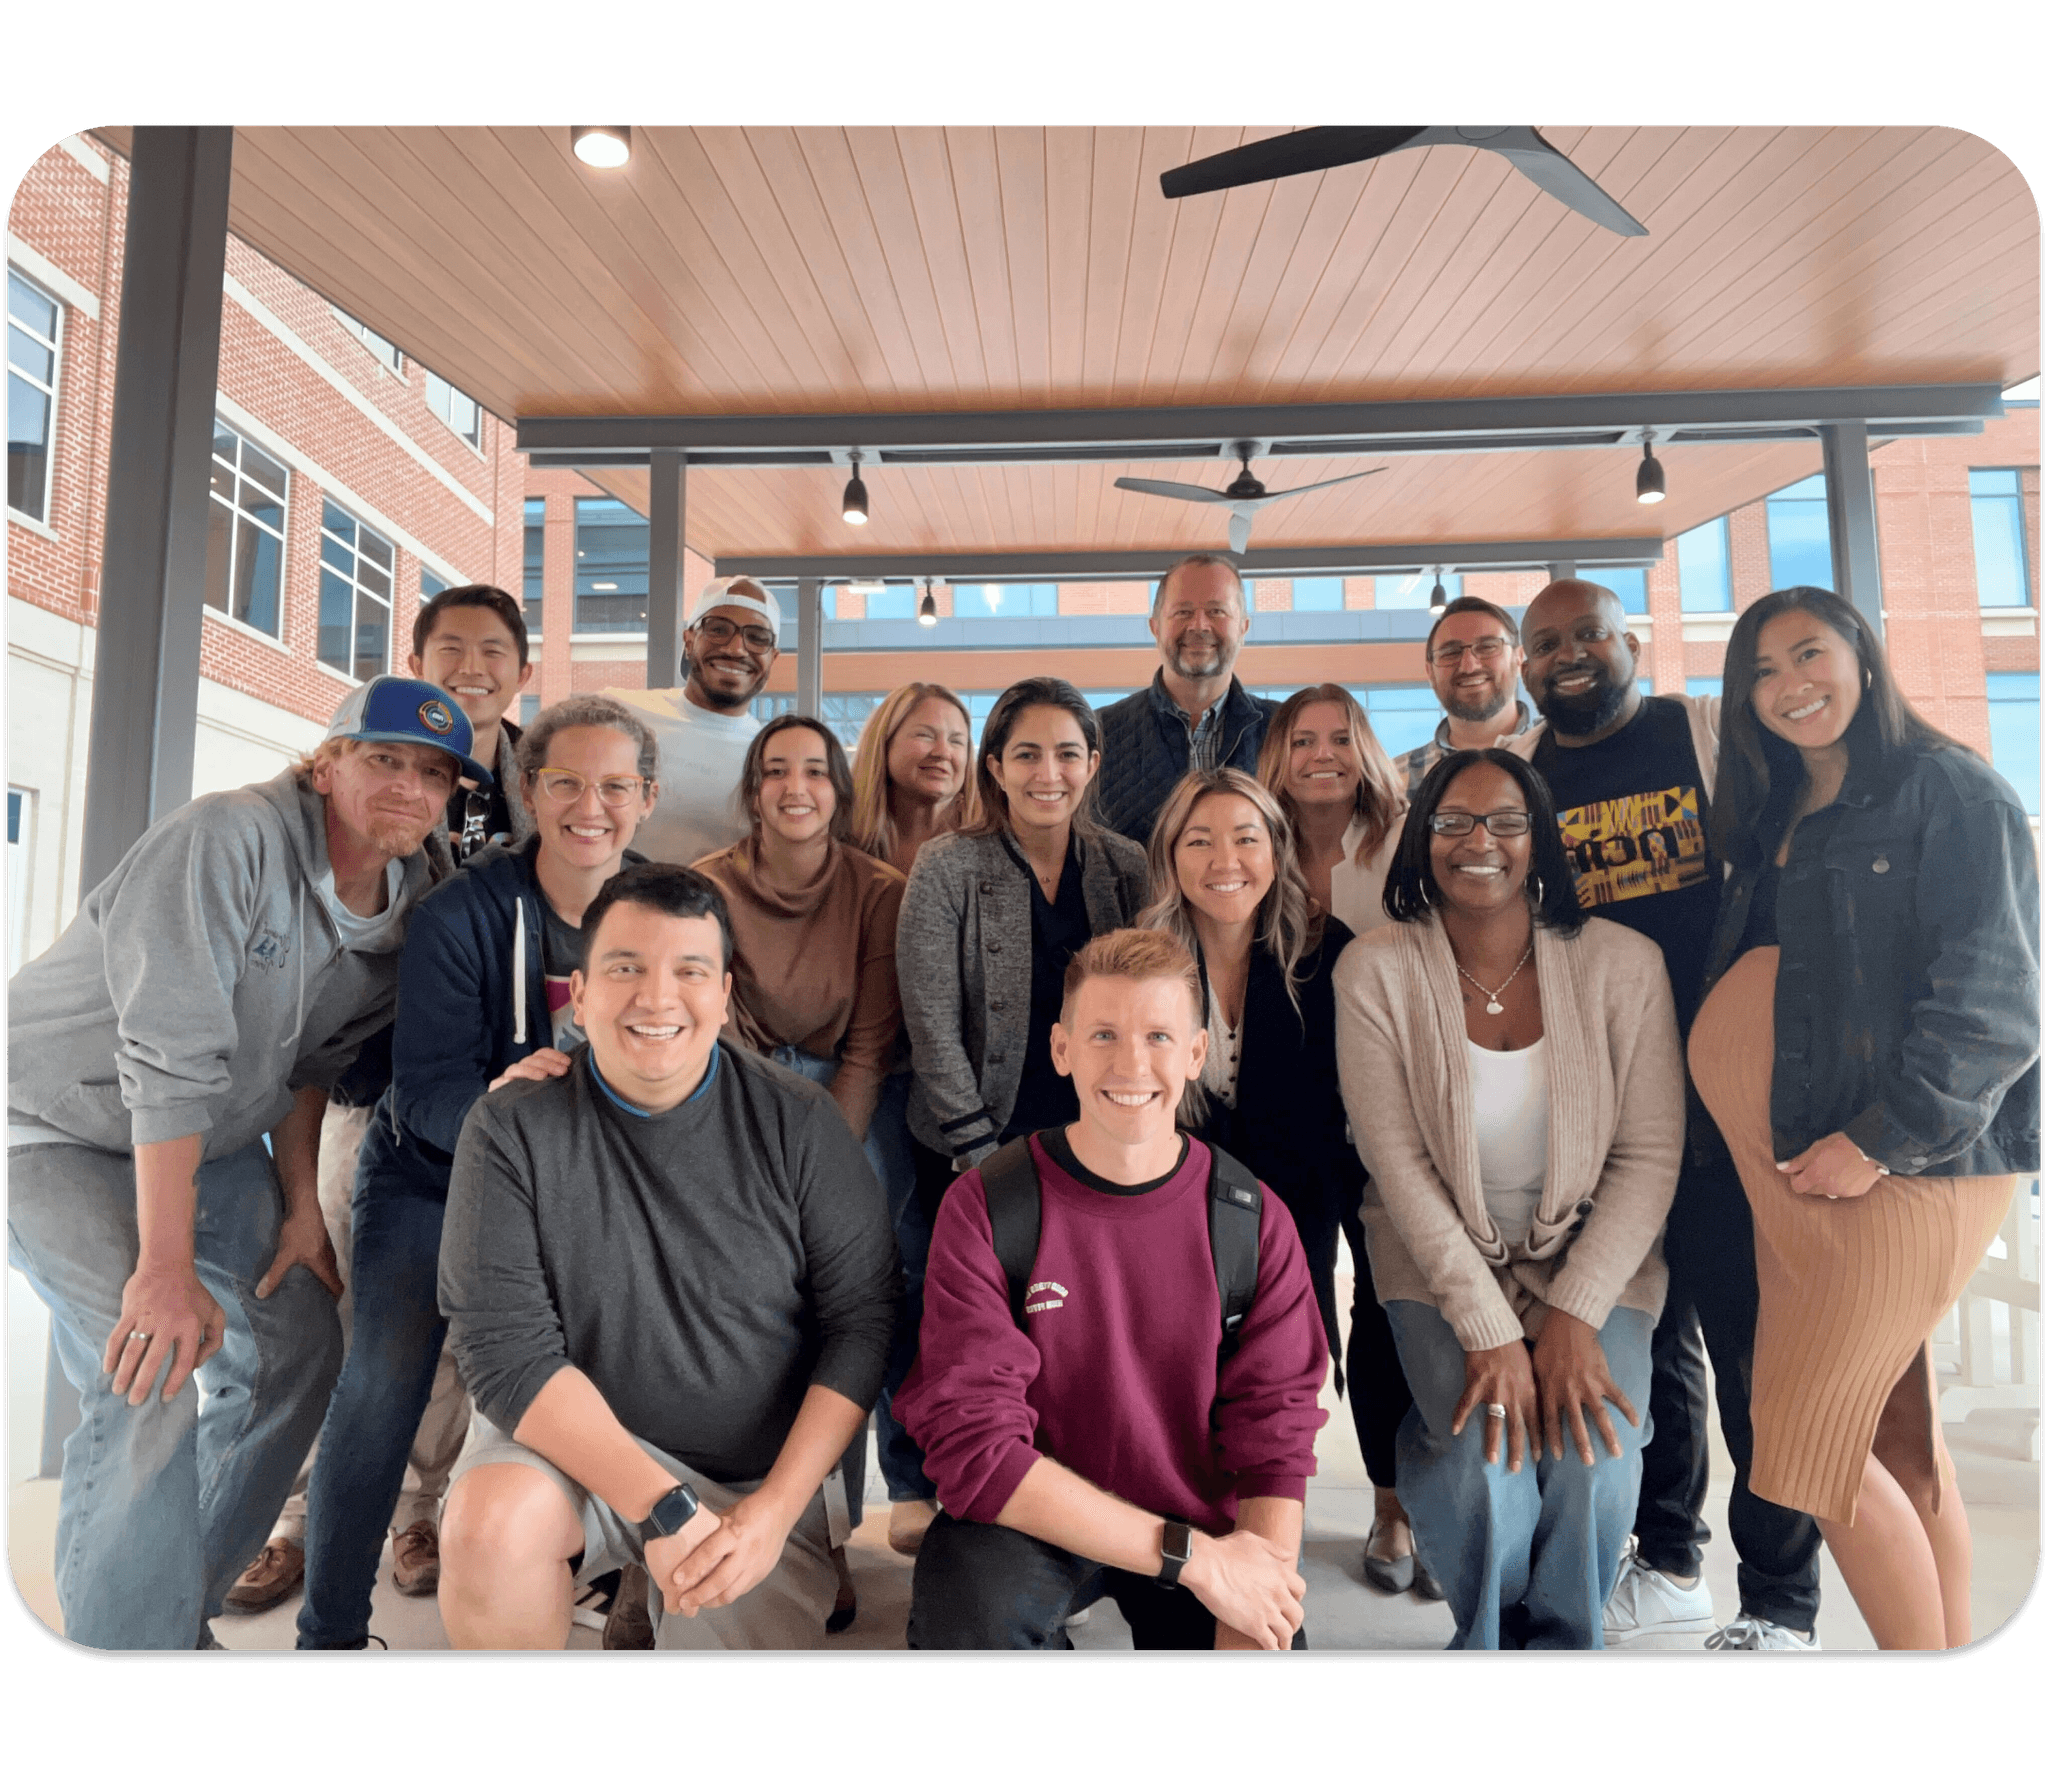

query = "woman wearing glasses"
[[1333, 749, 1684, 1649], [296, 697, 659, 1650], [692, 714, 912, 1626]]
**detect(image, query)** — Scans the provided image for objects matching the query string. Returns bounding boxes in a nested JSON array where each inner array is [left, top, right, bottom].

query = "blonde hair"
[[1058, 927, 1203, 1026], [291, 737, 360, 790], [1257, 683, 1406, 867], [849, 683, 981, 862], [1137, 768, 1318, 1017]]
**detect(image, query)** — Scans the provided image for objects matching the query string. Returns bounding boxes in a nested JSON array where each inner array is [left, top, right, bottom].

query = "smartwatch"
[[639, 1482, 702, 1545], [1156, 1519, 1194, 1589]]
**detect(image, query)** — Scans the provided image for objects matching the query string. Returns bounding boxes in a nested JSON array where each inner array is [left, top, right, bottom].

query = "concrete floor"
[[10, 1258, 2039, 1652]]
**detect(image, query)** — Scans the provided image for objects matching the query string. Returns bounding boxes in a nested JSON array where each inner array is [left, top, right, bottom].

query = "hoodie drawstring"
[[513, 898, 528, 1045]]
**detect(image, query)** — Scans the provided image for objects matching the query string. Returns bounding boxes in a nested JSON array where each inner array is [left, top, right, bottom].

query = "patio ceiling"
[[92, 124, 2041, 559]]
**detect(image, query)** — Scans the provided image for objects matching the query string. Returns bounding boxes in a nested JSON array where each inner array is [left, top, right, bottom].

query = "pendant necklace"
[[1453, 941, 1533, 1015]]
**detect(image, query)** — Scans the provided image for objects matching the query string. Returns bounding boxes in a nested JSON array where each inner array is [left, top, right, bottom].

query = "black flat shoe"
[[826, 1544, 858, 1633], [1361, 1519, 1415, 1594]]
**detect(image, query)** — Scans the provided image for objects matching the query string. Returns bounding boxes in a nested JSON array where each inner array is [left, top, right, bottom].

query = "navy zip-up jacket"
[[356, 837, 641, 1204], [1094, 672, 1277, 846], [1700, 744, 2039, 1178]]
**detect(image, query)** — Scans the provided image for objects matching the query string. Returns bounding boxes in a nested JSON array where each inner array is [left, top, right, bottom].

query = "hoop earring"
[[1529, 874, 1544, 905]]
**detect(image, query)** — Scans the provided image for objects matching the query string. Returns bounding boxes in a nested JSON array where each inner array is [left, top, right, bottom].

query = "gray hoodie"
[[8, 767, 433, 1159]]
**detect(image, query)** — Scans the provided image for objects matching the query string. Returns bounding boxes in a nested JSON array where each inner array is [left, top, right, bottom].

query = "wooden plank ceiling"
[[94, 125, 2040, 559]]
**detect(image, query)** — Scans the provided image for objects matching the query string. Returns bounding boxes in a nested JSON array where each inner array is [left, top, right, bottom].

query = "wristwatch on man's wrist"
[[639, 1482, 701, 1544], [1156, 1520, 1194, 1589]]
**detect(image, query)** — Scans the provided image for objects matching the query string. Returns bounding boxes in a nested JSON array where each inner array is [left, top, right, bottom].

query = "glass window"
[[1602, 567, 1649, 614], [318, 500, 394, 681], [1986, 672, 2040, 815], [421, 568, 447, 600], [1291, 577, 1345, 612], [522, 496, 545, 636], [519, 693, 541, 726], [424, 371, 482, 448], [1375, 572, 1461, 609], [1767, 474, 1833, 590], [1686, 676, 1723, 700], [953, 583, 1058, 617], [573, 497, 648, 634], [204, 421, 289, 637], [8, 267, 61, 523], [859, 585, 917, 620], [1364, 684, 1442, 758], [334, 309, 403, 374], [1970, 469, 2032, 608], [1676, 517, 1732, 612]]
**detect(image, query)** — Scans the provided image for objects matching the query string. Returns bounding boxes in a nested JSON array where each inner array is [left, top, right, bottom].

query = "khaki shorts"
[[449, 1410, 839, 1650]]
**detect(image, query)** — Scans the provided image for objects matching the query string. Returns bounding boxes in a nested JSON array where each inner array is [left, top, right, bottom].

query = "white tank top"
[[1467, 1036, 1549, 1250]]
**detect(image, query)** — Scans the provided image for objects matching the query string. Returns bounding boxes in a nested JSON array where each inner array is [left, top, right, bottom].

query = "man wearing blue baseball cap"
[[7, 676, 481, 1649]]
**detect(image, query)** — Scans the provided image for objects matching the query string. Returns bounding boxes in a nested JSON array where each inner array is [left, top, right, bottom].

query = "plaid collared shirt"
[[1152, 673, 1232, 773]]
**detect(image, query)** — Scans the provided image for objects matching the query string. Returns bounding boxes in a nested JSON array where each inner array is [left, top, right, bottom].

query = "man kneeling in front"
[[435, 863, 898, 1648], [899, 928, 1329, 1649]]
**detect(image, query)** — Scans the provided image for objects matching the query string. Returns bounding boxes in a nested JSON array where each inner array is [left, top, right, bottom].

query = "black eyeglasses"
[[1427, 810, 1533, 838], [1428, 636, 1513, 668], [693, 617, 777, 653]]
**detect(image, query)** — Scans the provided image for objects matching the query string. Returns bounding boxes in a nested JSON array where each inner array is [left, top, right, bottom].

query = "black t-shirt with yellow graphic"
[[1531, 696, 1718, 1028]]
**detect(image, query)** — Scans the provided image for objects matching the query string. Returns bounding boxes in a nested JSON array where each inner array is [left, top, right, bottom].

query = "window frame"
[[572, 495, 650, 636], [1676, 516, 1733, 613], [8, 264, 63, 526], [331, 308, 406, 377], [204, 419, 290, 640], [424, 370, 484, 451], [522, 495, 546, 640], [1985, 671, 2041, 816], [317, 498, 397, 684], [1968, 467, 2033, 609], [1765, 474, 1835, 591]]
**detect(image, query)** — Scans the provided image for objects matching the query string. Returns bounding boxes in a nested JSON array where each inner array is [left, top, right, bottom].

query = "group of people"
[[7, 550, 2035, 1654]]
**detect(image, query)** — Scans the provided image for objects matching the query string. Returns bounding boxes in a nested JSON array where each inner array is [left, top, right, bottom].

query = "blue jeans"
[[867, 1069, 936, 1503], [768, 1046, 928, 1520], [1386, 1299, 1653, 1650], [7, 1138, 343, 1649], [296, 1179, 448, 1649]]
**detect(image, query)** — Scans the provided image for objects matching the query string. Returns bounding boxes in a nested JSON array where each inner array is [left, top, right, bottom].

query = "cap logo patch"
[[418, 698, 457, 735]]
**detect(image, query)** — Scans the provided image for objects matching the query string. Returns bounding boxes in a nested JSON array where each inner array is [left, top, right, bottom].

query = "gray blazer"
[[897, 826, 1149, 1162]]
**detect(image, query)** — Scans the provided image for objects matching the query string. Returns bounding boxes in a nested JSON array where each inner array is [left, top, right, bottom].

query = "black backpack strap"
[[1204, 1144, 1263, 1360], [977, 1136, 1043, 1329]]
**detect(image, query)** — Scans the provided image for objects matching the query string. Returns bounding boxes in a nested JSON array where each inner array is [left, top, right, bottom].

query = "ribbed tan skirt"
[[1688, 947, 2016, 1526]]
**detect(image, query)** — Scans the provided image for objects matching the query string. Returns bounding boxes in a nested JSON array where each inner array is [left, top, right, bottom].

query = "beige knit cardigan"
[[1333, 912, 1685, 1351]]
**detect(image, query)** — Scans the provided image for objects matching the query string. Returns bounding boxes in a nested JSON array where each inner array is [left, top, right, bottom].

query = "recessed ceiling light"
[[572, 126, 631, 169]]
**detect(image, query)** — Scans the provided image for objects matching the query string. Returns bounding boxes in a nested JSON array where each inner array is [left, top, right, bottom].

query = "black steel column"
[[79, 127, 234, 894], [1821, 421, 1886, 640], [645, 449, 688, 687]]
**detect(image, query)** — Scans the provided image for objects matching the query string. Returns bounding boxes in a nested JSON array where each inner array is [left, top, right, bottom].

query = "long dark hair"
[[1709, 586, 1962, 869], [964, 676, 1104, 838], [1384, 748, 1585, 938]]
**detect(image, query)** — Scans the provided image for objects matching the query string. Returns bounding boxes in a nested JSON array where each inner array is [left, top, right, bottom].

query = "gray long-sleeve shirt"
[[439, 1043, 899, 1482]]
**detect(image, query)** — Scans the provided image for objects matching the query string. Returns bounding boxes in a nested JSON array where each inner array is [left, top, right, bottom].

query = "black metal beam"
[[716, 538, 1667, 584], [518, 384, 2003, 468], [644, 450, 687, 687]]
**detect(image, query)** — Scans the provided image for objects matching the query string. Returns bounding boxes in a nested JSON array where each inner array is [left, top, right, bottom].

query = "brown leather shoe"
[[223, 1539, 304, 1614], [603, 1563, 656, 1650], [391, 1520, 441, 1597]]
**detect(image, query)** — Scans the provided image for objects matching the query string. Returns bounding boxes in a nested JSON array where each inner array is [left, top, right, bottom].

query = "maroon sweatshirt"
[[895, 1132, 1330, 1533]]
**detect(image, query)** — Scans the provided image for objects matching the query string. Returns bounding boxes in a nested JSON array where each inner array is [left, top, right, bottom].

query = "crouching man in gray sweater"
[[436, 863, 899, 1649], [7, 677, 485, 1649]]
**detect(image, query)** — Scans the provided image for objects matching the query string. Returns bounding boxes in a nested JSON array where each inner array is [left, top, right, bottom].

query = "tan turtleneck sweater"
[[690, 836, 907, 1141]]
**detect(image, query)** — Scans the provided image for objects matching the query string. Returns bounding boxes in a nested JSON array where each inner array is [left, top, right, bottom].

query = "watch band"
[[1155, 1519, 1194, 1589], [639, 1482, 701, 1543]]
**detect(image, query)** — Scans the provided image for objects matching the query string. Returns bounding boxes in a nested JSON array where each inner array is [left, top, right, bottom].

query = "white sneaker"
[[1705, 1615, 1820, 1651], [1602, 1539, 1716, 1647]]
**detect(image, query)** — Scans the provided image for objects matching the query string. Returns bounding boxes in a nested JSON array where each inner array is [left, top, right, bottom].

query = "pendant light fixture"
[[1428, 568, 1449, 614], [571, 126, 631, 169], [918, 579, 938, 626], [841, 451, 870, 526], [1635, 434, 1667, 505]]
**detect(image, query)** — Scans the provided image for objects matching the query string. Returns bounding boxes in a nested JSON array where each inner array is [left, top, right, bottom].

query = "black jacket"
[[1194, 918, 1359, 1356], [1095, 672, 1277, 845], [1699, 745, 2038, 1178]]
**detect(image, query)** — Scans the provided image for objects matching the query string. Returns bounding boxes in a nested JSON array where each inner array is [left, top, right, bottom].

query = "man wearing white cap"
[[605, 577, 781, 867], [7, 676, 480, 1649]]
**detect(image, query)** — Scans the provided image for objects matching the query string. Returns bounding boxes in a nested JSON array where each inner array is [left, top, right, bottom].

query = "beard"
[[1540, 668, 1631, 737], [1166, 635, 1233, 681], [687, 651, 769, 710], [365, 812, 439, 857], [1444, 681, 1511, 725]]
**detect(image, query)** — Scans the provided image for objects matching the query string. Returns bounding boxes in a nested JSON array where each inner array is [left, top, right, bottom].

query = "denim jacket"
[[1698, 745, 2039, 1177]]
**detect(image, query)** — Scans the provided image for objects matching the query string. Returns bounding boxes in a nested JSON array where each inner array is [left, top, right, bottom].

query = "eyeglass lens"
[[1429, 811, 1532, 837]]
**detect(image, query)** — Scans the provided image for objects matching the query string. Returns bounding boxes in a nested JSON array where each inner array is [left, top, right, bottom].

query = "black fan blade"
[[1160, 127, 1428, 199], [1114, 476, 1234, 504], [1489, 128, 1648, 238]]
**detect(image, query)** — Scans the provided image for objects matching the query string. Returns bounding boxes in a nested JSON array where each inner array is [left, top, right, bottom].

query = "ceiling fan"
[[1160, 127, 1649, 238], [1114, 446, 1385, 554]]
